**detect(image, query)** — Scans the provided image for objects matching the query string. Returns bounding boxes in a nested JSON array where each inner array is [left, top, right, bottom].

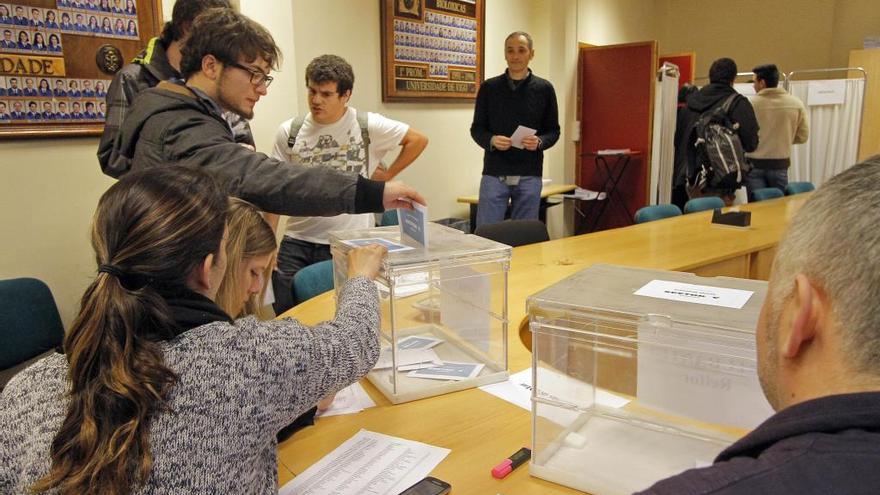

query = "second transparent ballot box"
[[330, 223, 511, 404], [526, 264, 775, 495]]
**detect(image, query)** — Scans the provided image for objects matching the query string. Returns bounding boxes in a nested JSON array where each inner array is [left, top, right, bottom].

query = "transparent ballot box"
[[526, 264, 775, 495], [330, 223, 511, 404]]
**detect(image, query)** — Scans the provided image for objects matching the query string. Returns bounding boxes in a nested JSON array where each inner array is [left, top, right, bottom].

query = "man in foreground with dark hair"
[[639, 156, 880, 494], [470, 31, 559, 228], [674, 57, 759, 202], [745, 63, 809, 197], [106, 8, 422, 220], [97, 0, 249, 178]]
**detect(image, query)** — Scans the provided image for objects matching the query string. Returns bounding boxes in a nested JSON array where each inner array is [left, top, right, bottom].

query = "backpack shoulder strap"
[[286, 116, 306, 148], [356, 109, 371, 171], [720, 93, 739, 114]]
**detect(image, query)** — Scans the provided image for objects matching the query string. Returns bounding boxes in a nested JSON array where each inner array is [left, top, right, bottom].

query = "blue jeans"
[[746, 168, 788, 199], [476, 175, 542, 228]]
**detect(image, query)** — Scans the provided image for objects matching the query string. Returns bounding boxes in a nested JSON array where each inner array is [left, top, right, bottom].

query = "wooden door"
[[577, 41, 657, 232]]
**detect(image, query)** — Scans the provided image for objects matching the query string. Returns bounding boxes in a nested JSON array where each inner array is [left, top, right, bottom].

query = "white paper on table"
[[373, 348, 442, 370], [634, 279, 754, 309], [479, 367, 630, 414], [315, 383, 376, 418], [278, 429, 450, 495], [509, 125, 536, 149], [597, 148, 631, 155]]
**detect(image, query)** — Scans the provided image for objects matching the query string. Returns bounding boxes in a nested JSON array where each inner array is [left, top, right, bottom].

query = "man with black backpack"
[[676, 58, 759, 203]]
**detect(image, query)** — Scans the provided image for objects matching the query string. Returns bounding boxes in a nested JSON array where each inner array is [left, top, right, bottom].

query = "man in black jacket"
[[470, 31, 559, 228], [97, 0, 251, 178], [639, 156, 880, 495], [674, 58, 758, 202], [106, 8, 422, 217]]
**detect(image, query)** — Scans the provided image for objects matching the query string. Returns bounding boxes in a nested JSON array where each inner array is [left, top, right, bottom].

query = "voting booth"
[[526, 264, 775, 494], [330, 223, 511, 404]]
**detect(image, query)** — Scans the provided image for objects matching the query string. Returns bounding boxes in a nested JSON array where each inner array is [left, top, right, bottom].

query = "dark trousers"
[[272, 236, 332, 314]]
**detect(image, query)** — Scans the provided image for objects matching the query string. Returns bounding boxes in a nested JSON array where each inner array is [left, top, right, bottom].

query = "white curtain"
[[650, 64, 679, 204], [788, 79, 865, 186]]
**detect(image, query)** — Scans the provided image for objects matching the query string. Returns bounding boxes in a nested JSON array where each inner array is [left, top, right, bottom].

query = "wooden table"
[[276, 194, 809, 494], [456, 183, 577, 232]]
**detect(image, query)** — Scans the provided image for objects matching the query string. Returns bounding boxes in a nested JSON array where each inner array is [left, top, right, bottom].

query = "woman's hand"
[[347, 244, 387, 279]]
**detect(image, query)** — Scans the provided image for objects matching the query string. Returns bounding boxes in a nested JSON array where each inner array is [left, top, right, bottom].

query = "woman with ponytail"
[[0, 167, 385, 494]]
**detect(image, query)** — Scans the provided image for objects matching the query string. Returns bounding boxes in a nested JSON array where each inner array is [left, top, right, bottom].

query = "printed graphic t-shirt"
[[272, 107, 409, 244]]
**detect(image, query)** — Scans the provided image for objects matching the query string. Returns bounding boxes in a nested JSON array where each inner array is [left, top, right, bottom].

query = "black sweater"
[[470, 70, 560, 177]]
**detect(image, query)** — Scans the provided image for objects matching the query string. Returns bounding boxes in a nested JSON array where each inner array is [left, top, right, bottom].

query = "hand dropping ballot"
[[398, 200, 429, 248]]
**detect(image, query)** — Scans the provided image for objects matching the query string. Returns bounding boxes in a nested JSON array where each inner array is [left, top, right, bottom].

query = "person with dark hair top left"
[[0, 166, 386, 494], [105, 7, 425, 223], [97, 0, 255, 177]]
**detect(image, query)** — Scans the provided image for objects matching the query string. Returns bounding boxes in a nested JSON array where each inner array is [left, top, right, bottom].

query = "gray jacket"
[[106, 81, 384, 216], [97, 37, 254, 178]]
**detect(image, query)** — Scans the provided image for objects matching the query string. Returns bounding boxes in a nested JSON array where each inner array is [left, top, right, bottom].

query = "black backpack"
[[690, 93, 751, 192]]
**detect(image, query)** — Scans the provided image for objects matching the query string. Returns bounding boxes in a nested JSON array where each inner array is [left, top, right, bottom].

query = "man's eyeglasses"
[[227, 61, 274, 88]]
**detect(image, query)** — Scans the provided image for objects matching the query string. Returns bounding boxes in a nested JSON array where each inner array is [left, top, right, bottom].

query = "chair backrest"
[[634, 204, 682, 224], [474, 219, 549, 247], [752, 187, 784, 202], [380, 210, 399, 226], [683, 196, 725, 214], [0, 278, 64, 371], [292, 260, 335, 305], [785, 181, 815, 195]]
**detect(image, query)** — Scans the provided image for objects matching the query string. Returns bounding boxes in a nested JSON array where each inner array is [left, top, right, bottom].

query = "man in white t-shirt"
[[271, 54, 428, 312]]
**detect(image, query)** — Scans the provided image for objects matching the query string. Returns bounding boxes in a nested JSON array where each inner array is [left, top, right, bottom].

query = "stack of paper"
[[279, 430, 450, 495]]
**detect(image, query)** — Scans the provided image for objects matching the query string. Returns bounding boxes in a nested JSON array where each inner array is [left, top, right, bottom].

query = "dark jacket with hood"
[[107, 81, 384, 217], [673, 83, 759, 188], [97, 37, 254, 178]]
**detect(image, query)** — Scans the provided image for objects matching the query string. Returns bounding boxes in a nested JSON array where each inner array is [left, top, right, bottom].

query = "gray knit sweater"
[[0, 277, 379, 494]]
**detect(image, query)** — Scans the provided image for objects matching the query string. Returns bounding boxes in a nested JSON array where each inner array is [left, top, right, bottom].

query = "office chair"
[[292, 260, 335, 305], [785, 181, 815, 195], [683, 196, 725, 214], [634, 204, 682, 224], [474, 219, 549, 247], [380, 210, 399, 226], [752, 187, 784, 202], [0, 277, 64, 389]]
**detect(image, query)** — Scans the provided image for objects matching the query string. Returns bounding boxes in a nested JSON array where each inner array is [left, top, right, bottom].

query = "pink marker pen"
[[491, 447, 531, 479]]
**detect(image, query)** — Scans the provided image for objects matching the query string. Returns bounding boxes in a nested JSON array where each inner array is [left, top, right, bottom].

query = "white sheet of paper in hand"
[[510, 125, 537, 149]]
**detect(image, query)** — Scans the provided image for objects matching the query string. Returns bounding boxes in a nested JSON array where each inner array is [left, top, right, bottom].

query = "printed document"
[[278, 430, 450, 495]]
